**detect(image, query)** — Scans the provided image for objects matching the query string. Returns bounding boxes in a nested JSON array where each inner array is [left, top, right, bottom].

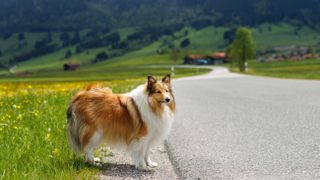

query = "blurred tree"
[[18, 33, 25, 41], [3, 32, 12, 40], [94, 51, 109, 63], [0, 49, 2, 57], [60, 32, 71, 47], [184, 30, 189, 36], [75, 46, 83, 54], [180, 38, 190, 48], [224, 28, 236, 43], [60, 32, 70, 41], [45, 32, 52, 42], [65, 50, 72, 59], [71, 32, 81, 44], [229, 27, 255, 72]]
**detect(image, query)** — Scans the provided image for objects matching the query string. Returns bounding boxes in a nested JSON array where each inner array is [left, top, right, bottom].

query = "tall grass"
[[0, 80, 144, 179]]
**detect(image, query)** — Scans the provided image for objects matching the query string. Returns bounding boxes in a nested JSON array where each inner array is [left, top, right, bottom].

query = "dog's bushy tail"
[[84, 83, 100, 91], [66, 104, 81, 154], [84, 83, 112, 93]]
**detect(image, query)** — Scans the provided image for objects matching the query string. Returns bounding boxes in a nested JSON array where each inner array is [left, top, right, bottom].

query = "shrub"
[[18, 33, 25, 41], [180, 38, 190, 48], [65, 50, 72, 59], [93, 51, 109, 63]]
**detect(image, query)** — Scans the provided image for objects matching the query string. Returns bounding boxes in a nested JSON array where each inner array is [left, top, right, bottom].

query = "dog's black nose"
[[165, 98, 171, 103]]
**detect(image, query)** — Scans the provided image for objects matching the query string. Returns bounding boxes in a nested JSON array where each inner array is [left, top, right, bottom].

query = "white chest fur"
[[126, 85, 175, 145]]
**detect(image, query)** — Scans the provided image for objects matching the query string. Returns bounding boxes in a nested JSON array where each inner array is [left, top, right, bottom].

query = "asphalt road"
[[167, 67, 320, 179]]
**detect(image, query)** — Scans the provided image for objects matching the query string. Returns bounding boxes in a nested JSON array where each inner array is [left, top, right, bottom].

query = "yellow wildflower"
[[45, 133, 51, 142], [52, 148, 60, 156], [17, 114, 23, 120]]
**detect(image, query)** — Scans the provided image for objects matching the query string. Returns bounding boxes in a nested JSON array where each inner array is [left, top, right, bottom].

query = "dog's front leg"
[[144, 144, 158, 168], [131, 142, 149, 170]]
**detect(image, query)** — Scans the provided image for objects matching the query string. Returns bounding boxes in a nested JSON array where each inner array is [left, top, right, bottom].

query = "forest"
[[0, 0, 319, 34]]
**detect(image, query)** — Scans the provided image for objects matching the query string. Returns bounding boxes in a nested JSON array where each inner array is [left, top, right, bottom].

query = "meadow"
[[0, 80, 136, 179], [1, 23, 319, 78], [232, 59, 320, 80], [0, 65, 210, 179]]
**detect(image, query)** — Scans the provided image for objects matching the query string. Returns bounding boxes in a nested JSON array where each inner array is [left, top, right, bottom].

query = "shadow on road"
[[101, 163, 154, 179]]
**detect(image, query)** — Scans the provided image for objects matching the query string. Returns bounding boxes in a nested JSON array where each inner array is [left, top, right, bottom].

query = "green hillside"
[[173, 23, 320, 53], [252, 24, 320, 51], [0, 23, 319, 81], [0, 32, 61, 65], [0, 39, 209, 81]]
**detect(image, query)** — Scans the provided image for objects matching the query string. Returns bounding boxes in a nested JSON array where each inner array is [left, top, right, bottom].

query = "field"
[[0, 80, 147, 179], [0, 57, 211, 179], [172, 23, 320, 53], [232, 59, 320, 80], [251, 23, 320, 51], [1, 23, 319, 80], [0, 66, 211, 179]]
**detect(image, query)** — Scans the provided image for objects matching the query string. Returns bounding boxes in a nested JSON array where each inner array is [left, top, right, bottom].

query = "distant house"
[[63, 62, 80, 71], [303, 54, 316, 59], [183, 54, 205, 64], [183, 52, 227, 65], [183, 54, 204, 64], [206, 52, 227, 64]]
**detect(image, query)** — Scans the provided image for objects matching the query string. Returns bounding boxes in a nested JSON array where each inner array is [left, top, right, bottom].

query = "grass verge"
[[231, 59, 320, 80]]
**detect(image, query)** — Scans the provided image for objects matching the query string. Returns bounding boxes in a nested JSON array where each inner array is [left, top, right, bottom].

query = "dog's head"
[[146, 74, 174, 105]]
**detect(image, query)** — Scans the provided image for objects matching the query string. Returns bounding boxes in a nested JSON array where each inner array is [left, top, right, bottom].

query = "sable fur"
[[66, 75, 175, 169]]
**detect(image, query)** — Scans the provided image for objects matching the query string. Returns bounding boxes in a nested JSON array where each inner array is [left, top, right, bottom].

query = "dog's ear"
[[162, 74, 171, 84], [147, 75, 157, 90]]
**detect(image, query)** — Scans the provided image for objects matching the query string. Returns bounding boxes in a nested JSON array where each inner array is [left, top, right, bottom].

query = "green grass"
[[0, 80, 147, 179], [252, 23, 320, 51], [0, 66, 210, 82], [0, 33, 38, 65], [0, 35, 169, 76], [0, 27, 137, 75], [171, 23, 320, 54], [118, 27, 137, 41], [232, 59, 320, 80], [0, 38, 211, 82], [1, 23, 319, 81], [0, 32, 63, 65], [172, 26, 228, 53]]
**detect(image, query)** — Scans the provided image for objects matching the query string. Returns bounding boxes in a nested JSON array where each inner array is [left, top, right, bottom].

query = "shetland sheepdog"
[[66, 75, 175, 170]]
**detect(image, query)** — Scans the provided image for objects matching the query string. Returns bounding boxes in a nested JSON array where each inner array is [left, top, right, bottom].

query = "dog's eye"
[[165, 90, 169, 92], [157, 91, 161, 93]]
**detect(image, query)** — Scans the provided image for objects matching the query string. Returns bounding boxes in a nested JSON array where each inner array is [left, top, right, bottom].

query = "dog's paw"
[[136, 162, 151, 171], [101, 156, 108, 164], [94, 157, 100, 162], [158, 147, 167, 153], [85, 157, 102, 166], [85, 156, 94, 164], [137, 164, 152, 171], [146, 160, 158, 168]]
